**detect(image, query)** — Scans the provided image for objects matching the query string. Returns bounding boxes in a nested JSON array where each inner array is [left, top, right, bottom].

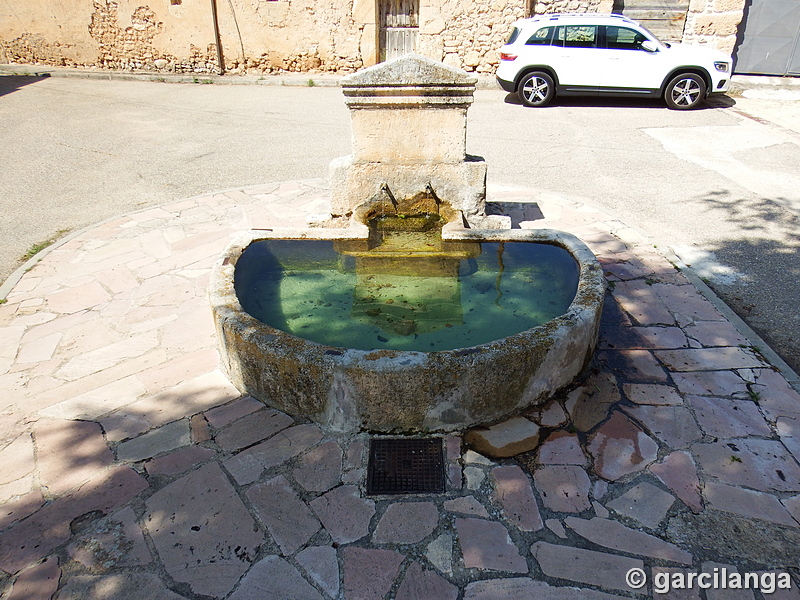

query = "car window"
[[507, 27, 521, 44], [605, 26, 647, 50], [553, 25, 598, 48], [526, 26, 554, 45]]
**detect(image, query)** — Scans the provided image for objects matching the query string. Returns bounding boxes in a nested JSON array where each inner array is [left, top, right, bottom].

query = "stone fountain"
[[209, 55, 605, 434]]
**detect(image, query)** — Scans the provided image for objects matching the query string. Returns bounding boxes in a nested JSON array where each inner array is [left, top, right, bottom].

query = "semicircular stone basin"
[[210, 226, 606, 434]]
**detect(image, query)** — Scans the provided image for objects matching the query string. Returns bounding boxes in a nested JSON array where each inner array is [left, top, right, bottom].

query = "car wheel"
[[664, 73, 706, 110], [519, 72, 554, 107]]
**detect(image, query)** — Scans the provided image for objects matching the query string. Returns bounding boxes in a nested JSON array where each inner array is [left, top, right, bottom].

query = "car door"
[[597, 25, 666, 92], [550, 24, 602, 91]]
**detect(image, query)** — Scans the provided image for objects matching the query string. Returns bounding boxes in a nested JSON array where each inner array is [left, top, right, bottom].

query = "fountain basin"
[[210, 226, 605, 434]]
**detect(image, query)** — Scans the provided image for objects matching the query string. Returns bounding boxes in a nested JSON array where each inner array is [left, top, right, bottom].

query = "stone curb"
[[4, 62, 799, 92], [665, 249, 800, 393], [0, 63, 504, 90]]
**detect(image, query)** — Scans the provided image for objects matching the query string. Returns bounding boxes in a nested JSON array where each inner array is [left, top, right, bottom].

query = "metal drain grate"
[[367, 438, 445, 495]]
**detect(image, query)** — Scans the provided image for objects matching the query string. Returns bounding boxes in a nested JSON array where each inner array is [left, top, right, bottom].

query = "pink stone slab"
[[531, 541, 644, 592], [606, 482, 675, 529], [214, 409, 294, 452], [55, 572, 186, 600], [342, 547, 404, 600], [684, 321, 748, 347], [246, 475, 321, 556], [293, 440, 342, 493], [623, 383, 683, 406], [588, 412, 658, 481], [373, 501, 439, 544], [652, 283, 724, 322], [655, 347, 765, 372], [533, 465, 592, 513], [622, 404, 702, 449], [491, 465, 543, 531], [650, 450, 703, 513], [455, 517, 528, 573], [537, 431, 588, 466], [0, 434, 35, 485], [703, 481, 797, 527], [309, 485, 375, 545], [596, 349, 668, 383], [611, 280, 674, 325], [465, 578, 629, 599], [395, 561, 459, 600], [296, 546, 340, 599], [688, 395, 772, 438], [692, 438, 800, 493], [565, 516, 692, 564], [0, 466, 148, 574], [7, 556, 60, 600], [204, 396, 264, 428], [443, 496, 490, 518], [672, 370, 749, 397], [35, 419, 114, 496], [223, 424, 324, 485], [229, 555, 324, 600], [143, 462, 261, 597]]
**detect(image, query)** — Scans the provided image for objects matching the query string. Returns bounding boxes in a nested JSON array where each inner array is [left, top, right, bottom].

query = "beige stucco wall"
[[0, 0, 746, 73], [1, 0, 369, 73]]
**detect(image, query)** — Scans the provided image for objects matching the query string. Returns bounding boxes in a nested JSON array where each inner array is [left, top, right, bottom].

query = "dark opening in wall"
[[171, 0, 182, 5]]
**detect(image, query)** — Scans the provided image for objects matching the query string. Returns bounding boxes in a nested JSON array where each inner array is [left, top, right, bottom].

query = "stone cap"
[[342, 54, 477, 108]]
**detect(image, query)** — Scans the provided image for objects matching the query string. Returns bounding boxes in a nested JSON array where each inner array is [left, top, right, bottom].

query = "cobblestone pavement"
[[1, 180, 800, 599]]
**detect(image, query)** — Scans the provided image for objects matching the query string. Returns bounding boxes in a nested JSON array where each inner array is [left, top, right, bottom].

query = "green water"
[[235, 238, 579, 352]]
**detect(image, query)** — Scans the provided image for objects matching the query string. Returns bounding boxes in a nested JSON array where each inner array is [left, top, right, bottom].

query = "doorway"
[[379, 0, 419, 62]]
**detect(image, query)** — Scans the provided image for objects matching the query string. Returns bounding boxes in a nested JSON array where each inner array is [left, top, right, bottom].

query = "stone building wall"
[[417, 0, 529, 74], [0, 0, 369, 74], [682, 0, 746, 53], [0, 0, 746, 74]]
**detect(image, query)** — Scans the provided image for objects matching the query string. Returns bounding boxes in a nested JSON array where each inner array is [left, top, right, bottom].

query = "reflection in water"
[[235, 224, 579, 352]]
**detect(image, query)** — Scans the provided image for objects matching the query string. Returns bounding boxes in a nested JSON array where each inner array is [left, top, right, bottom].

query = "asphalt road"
[[1, 74, 798, 373]]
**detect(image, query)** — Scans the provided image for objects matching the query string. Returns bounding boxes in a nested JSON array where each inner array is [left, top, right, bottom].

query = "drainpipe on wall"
[[210, 0, 225, 74]]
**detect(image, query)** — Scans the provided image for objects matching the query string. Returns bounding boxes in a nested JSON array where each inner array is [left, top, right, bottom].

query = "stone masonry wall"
[[0, 0, 745, 74], [682, 0, 745, 53], [417, 0, 530, 74]]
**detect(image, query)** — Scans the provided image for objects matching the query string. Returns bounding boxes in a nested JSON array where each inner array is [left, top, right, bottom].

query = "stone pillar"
[[328, 54, 487, 220], [681, 0, 746, 53], [353, 0, 379, 67]]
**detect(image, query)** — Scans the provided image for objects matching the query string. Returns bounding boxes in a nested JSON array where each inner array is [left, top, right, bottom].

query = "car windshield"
[[507, 27, 521, 44]]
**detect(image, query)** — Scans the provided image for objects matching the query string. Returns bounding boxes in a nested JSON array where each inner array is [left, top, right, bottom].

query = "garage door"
[[734, 0, 800, 75]]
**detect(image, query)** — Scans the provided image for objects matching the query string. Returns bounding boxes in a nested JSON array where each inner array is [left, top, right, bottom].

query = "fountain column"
[[327, 54, 493, 226]]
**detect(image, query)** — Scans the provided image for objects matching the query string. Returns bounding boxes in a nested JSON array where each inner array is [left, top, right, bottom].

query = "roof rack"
[[528, 12, 637, 23]]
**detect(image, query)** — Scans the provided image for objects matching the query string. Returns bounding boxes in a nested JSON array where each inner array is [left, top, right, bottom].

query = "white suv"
[[496, 14, 732, 109]]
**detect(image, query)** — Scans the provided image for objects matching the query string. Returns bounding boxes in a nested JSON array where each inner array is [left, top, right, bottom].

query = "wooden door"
[[380, 0, 419, 62], [613, 0, 690, 44]]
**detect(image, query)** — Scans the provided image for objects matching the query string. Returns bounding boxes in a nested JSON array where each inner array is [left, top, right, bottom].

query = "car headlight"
[[714, 61, 730, 73]]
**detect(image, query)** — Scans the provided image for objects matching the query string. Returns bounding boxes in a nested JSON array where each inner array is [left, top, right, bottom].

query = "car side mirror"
[[641, 40, 659, 52]]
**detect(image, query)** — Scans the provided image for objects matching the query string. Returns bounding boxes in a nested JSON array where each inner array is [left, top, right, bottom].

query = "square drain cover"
[[367, 438, 445, 495]]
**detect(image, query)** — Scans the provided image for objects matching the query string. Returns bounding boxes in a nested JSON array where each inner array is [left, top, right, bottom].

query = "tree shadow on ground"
[[675, 189, 800, 373]]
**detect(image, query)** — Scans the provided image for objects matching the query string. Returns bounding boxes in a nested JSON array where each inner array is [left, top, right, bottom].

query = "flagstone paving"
[[1, 180, 800, 599]]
